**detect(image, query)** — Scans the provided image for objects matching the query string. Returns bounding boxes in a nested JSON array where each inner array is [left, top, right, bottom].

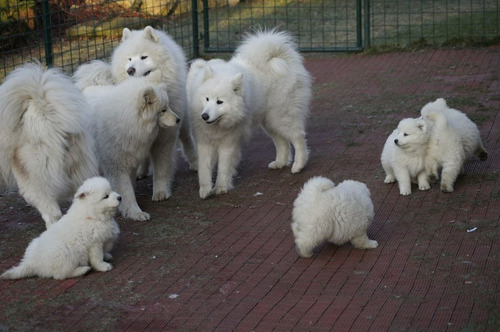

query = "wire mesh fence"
[[1, 0, 499, 78]]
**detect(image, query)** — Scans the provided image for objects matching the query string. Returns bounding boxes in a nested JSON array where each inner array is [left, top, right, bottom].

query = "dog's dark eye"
[[403, 133, 409, 137], [141, 56, 148, 60], [205, 97, 209, 102], [103, 194, 109, 199], [161, 109, 167, 113], [128, 58, 131, 61], [217, 100, 223, 105]]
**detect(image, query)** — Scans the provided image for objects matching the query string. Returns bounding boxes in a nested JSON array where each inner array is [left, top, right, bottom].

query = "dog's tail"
[[234, 28, 304, 76], [0, 262, 34, 279], [0, 63, 98, 191]]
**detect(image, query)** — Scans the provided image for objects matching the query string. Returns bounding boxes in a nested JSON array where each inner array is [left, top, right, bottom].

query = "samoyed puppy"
[[420, 102, 467, 192], [111, 26, 197, 200], [381, 118, 431, 195], [82, 75, 180, 220], [0, 63, 99, 227], [291, 177, 378, 258], [1, 177, 121, 280], [421, 98, 488, 161], [187, 29, 312, 199]]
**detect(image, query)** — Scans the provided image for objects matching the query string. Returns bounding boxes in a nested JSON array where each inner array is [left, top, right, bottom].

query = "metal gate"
[[199, 0, 367, 53]]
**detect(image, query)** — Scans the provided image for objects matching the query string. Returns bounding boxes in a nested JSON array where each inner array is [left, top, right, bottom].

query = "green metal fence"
[[1, 0, 499, 78]]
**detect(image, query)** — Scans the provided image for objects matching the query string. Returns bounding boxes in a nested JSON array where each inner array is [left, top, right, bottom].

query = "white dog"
[[381, 118, 431, 195], [291, 177, 378, 258], [0, 63, 99, 227], [111, 26, 197, 200], [187, 29, 312, 199], [420, 100, 468, 192], [1, 177, 121, 280], [421, 98, 488, 161], [83, 76, 180, 220]]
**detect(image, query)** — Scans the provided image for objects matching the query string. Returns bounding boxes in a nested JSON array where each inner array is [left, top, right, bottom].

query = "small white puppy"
[[291, 177, 378, 258], [381, 118, 431, 195], [1, 177, 121, 280]]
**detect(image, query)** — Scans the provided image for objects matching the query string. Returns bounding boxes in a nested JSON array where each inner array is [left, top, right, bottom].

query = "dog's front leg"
[[113, 172, 150, 221], [89, 243, 112, 272], [214, 142, 241, 195], [198, 142, 216, 199], [394, 167, 412, 195]]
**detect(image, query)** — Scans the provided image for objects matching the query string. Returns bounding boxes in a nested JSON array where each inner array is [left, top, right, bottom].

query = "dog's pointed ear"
[[75, 190, 87, 200], [143, 26, 160, 42], [142, 87, 157, 108], [122, 28, 131, 41], [202, 65, 214, 82], [231, 73, 243, 96], [417, 119, 427, 132]]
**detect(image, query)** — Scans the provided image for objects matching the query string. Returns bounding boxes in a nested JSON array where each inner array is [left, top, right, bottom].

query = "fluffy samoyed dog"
[[381, 118, 431, 195], [291, 177, 378, 258], [111, 26, 197, 199], [83, 75, 180, 220], [187, 29, 312, 199], [0, 63, 99, 227], [1, 177, 121, 280], [421, 98, 488, 161]]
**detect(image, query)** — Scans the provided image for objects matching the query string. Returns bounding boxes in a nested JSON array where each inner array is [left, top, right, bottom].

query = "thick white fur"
[[291, 177, 378, 258], [1, 177, 121, 280], [421, 101, 467, 193], [0, 63, 99, 227], [381, 118, 431, 195], [187, 29, 312, 199], [111, 26, 197, 200], [82, 77, 179, 220], [421, 98, 488, 161], [73, 59, 115, 91]]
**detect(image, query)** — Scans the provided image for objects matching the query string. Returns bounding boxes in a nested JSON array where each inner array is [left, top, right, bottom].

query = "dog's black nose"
[[201, 113, 209, 121], [394, 139, 399, 145], [117, 196, 122, 202], [176, 117, 181, 124], [127, 67, 135, 76]]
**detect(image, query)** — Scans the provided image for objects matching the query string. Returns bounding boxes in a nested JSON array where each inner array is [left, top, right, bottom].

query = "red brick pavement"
[[1, 46, 499, 331]]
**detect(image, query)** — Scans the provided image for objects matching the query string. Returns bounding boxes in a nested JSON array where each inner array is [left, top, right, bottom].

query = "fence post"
[[41, 0, 53, 67], [192, 0, 200, 58], [364, 0, 371, 48]]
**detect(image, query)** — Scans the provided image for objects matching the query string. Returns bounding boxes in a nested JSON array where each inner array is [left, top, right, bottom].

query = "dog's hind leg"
[[150, 129, 178, 201], [178, 117, 198, 170], [267, 133, 291, 170], [60, 266, 92, 279], [16, 180, 62, 227], [440, 162, 462, 193], [290, 134, 309, 173], [350, 233, 378, 249]]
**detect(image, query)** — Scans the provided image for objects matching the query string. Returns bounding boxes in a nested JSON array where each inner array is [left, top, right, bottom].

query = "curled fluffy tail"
[[1, 263, 34, 279], [235, 29, 303, 75]]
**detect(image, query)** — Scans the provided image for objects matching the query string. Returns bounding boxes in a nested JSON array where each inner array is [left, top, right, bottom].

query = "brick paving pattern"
[[1, 46, 499, 330]]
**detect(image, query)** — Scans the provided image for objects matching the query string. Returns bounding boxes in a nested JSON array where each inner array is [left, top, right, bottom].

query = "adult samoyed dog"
[[110, 26, 197, 200], [291, 177, 378, 258], [0, 63, 99, 227], [83, 75, 180, 220], [187, 29, 312, 199], [1, 177, 121, 280], [381, 118, 431, 195]]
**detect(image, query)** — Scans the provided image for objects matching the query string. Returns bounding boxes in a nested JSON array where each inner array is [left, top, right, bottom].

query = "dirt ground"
[[0, 45, 499, 331]]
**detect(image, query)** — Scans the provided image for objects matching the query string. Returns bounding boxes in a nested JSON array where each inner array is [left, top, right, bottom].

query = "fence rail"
[[1, 0, 499, 78]]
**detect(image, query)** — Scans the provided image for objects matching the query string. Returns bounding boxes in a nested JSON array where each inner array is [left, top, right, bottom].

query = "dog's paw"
[[128, 211, 151, 221], [268, 160, 286, 170], [440, 184, 454, 193], [291, 161, 305, 174], [152, 190, 171, 202], [104, 253, 113, 261], [419, 184, 431, 191], [199, 185, 213, 199], [363, 240, 379, 249], [94, 262, 113, 272], [384, 175, 396, 184], [400, 190, 411, 196]]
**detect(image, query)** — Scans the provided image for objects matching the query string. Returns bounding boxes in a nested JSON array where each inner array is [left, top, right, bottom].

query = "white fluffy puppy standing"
[[420, 100, 468, 192], [1, 177, 121, 280], [187, 29, 312, 199], [0, 63, 99, 227], [83, 75, 180, 220], [291, 177, 378, 258], [381, 118, 431, 195], [421, 98, 488, 161], [111, 26, 197, 200]]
